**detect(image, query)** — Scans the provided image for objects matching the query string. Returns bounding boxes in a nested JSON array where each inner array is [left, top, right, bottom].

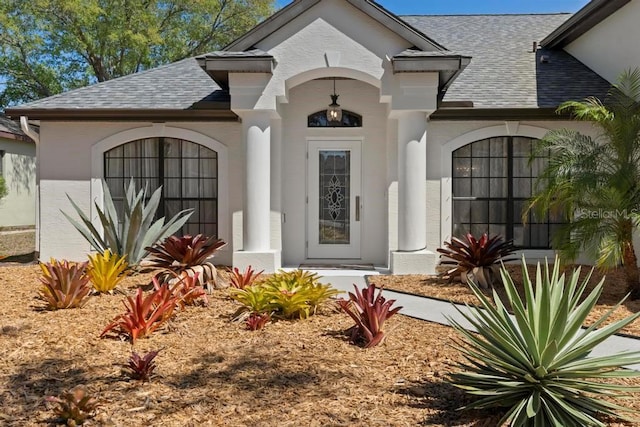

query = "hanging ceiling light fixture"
[[326, 78, 343, 123]]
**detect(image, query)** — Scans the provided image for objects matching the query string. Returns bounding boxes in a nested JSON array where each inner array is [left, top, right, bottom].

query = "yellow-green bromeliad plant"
[[448, 257, 640, 426]]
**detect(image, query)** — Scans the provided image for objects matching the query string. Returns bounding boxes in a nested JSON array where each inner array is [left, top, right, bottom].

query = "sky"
[[276, 0, 591, 15]]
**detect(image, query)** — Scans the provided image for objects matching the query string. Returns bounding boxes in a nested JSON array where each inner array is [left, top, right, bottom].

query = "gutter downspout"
[[19, 116, 40, 259]]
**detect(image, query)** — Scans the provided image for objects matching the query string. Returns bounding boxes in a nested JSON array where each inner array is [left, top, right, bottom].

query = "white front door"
[[307, 139, 362, 259]]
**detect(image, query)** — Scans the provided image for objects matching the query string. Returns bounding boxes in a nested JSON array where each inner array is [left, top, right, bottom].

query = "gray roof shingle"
[[14, 58, 227, 110], [9, 13, 612, 112], [402, 14, 611, 108]]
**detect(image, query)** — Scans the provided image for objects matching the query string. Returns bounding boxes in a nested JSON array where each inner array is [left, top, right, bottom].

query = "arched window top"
[[308, 110, 362, 127]]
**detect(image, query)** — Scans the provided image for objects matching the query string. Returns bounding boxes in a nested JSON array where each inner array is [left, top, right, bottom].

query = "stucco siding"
[[252, 0, 411, 110], [566, 0, 640, 84], [0, 139, 36, 227], [38, 121, 242, 263]]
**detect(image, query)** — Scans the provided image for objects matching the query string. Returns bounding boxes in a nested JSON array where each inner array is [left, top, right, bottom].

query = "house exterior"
[[0, 115, 36, 228], [4, 0, 635, 272]]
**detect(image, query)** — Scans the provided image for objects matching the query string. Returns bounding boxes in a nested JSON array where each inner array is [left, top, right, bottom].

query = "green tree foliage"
[[526, 69, 640, 298], [0, 0, 275, 107], [0, 177, 7, 200]]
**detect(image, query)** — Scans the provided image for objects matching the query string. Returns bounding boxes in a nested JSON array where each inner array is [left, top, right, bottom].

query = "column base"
[[233, 250, 281, 273], [390, 250, 437, 275]]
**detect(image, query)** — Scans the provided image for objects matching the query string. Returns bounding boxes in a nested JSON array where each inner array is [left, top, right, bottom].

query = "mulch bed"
[[369, 264, 640, 337], [0, 261, 638, 425]]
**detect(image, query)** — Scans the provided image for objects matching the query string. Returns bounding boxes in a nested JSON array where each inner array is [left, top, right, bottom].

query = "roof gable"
[[542, 0, 630, 48], [225, 0, 446, 52]]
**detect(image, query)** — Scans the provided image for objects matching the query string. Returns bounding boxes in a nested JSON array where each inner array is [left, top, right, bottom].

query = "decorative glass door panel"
[[308, 140, 361, 259]]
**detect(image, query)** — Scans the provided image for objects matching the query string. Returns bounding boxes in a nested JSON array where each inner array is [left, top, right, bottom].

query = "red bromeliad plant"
[[126, 350, 160, 382], [338, 284, 402, 348], [229, 266, 264, 289], [437, 232, 516, 289], [146, 234, 226, 291], [101, 286, 178, 343], [152, 273, 208, 308], [245, 312, 271, 331]]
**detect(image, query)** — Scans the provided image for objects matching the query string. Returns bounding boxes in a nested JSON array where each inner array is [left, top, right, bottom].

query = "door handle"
[[356, 196, 361, 222]]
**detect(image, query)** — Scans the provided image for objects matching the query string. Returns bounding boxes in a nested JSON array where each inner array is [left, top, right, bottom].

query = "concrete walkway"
[[304, 269, 640, 371]]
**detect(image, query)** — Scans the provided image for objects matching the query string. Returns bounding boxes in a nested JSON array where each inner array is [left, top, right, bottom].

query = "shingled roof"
[[0, 115, 33, 142], [6, 58, 234, 120], [6, 11, 612, 117], [402, 14, 612, 109]]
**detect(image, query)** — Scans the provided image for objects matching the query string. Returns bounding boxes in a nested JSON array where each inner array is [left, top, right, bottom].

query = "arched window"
[[452, 136, 559, 249], [104, 137, 218, 237], [308, 110, 362, 127]]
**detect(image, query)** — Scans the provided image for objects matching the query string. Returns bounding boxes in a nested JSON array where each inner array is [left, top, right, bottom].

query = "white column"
[[397, 111, 427, 252], [242, 111, 271, 252]]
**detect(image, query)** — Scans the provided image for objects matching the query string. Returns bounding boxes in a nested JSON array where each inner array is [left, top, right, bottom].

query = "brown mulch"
[[369, 264, 640, 337], [0, 263, 638, 426], [0, 265, 499, 426]]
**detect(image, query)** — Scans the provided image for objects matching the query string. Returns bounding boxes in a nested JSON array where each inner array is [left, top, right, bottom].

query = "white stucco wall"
[[37, 121, 242, 263], [251, 0, 412, 110], [280, 79, 389, 266], [0, 138, 36, 227], [566, 0, 640, 84]]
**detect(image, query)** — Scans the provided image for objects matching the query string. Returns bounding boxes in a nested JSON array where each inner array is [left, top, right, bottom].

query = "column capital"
[[235, 109, 281, 122]]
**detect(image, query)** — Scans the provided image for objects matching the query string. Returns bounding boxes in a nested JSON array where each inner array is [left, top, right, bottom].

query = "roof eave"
[[541, 0, 630, 48], [4, 108, 238, 122], [392, 55, 471, 93], [431, 107, 570, 121]]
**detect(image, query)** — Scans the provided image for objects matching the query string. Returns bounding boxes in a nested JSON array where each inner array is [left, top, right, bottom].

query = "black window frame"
[[308, 110, 362, 128], [104, 137, 218, 238], [452, 136, 559, 249]]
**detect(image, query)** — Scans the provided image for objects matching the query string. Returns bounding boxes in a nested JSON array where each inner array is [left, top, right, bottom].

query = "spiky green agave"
[[63, 179, 192, 267], [448, 257, 640, 426]]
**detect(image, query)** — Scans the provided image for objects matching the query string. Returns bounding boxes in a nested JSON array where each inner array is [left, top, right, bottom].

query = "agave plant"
[[39, 259, 92, 310], [448, 258, 640, 426], [146, 234, 226, 291], [337, 283, 402, 348], [87, 249, 128, 293], [437, 232, 516, 288], [63, 178, 193, 267]]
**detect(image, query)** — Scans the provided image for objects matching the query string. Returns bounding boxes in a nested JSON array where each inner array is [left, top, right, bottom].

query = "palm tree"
[[527, 69, 640, 299]]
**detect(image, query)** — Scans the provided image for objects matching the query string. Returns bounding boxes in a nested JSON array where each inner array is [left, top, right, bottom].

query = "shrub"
[[46, 386, 98, 425], [448, 258, 640, 426], [229, 265, 263, 289], [101, 286, 178, 343], [146, 234, 226, 291], [337, 283, 402, 348], [126, 350, 160, 382], [63, 178, 193, 267], [0, 176, 7, 201], [87, 249, 128, 293], [437, 232, 516, 288], [39, 259, 91, 310]]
